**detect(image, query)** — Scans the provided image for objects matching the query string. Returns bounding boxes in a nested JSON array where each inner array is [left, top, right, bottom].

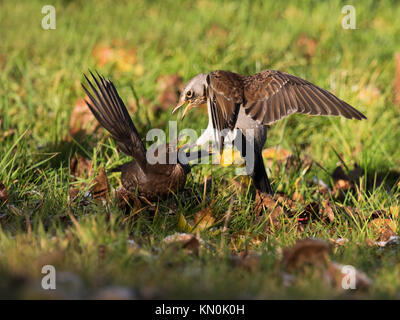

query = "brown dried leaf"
[[326, 262, 372, 291], [68, 187, 79, 204], [329, 238, 349, 246], [321, 200, 336, 223], [92, 44, 115, 67], [254, 193, 285, 229], [230, 251, 260, 272], [273, 193, 297, 211], [332, 179, 352, 200], [0, 182, 9, 204], [0, 129, 15, 142], [115, 186, 141, 211], [262, 147, 291, 162], [194, 202, 216, 231], [206, 23, 229, 38], [163, 233, 202, 255], [70, 154, 93, 178], [91, 167, 110, 202], [282, 238, 331, 271], [69, 96, 98, 137], [368, 218, 397, 242], [297, 34, 318, 59]]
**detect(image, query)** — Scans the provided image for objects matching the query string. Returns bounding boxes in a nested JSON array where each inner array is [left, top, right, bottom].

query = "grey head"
[[172, 73, 208, 118]]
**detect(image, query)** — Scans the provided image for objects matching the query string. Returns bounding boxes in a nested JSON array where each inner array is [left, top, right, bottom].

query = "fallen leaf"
[[329, 238, 349, 246], [69, 96, 98, 137], [115, 186, 141, 212], [206, 23, 229, 38], [163, 233, 203, 255], [70, 154, 93, 178], [230, 251, 260, 272], [321, 200, 336, 223], [273, 193, 296, 211], [325, 262, 372, 291], [0, 129, 15, 143], [92, 42, 140, 74], [262, 147, 291, 162], [358, 85, 381, 105], [368, 218, 397, 241], [115, 47, 138, 73], [92, 44, 115, 67], [282, 238, 331, 271], [0, 182, 8, 204], [91, 167, 110, 202], [254, 192, 285, 229], [375, 235, 400, 247], [296, 34, 318, 59], [68, 187, 79, 204], [193, 201, 216, 231], [219, 148, 243, 167]]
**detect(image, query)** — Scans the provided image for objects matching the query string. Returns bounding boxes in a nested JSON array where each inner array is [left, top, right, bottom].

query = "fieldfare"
[[173, 70, 366, 195], [82, 72, 207, 201]]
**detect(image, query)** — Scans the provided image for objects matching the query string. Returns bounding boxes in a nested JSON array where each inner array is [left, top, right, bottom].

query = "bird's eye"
[[186, 90, 193, 98]]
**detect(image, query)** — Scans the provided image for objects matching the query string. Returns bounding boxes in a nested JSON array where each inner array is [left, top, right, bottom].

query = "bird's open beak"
[[172, 100, 194, 120]]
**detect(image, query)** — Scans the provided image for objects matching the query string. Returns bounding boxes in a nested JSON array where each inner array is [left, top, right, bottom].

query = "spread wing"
[[243, 70, 366, 124], [82, 71, 147, 166]]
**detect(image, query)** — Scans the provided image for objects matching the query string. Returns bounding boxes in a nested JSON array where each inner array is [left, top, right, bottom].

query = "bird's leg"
[[234, 130, 274, 195]]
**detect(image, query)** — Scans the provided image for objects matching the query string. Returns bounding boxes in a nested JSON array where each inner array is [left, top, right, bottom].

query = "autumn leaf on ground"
[[193, 201, 216, 231], [70, 154, 93, 179], [219, 148, 243, 167], [281, 238, 331, 271], [280, 238, 371, 291], [230, 251, 260, 272], [320, 200, 336, 223], [358, 85, 381, 105], [115, 186, 141, 212], [206, 23, 229, 38], [0, 181, 8, 204], [92, 44, 115, 67], [0, 129, 15, 143], [91, 167, 110, 203], [92, 42, 141, 74], [68, 96, 98, 138], [163, 233, 203, 255], [262, 147, 291, 162], [329, 238, 349, 246], [326, 262, 372, 291], [296, 34, 318, 59], [254, 192, 286, 230], [368, 218, 397, 242]]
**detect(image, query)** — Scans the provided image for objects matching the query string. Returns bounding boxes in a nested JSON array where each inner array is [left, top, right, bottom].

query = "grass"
[[0, 0, 400, 299]]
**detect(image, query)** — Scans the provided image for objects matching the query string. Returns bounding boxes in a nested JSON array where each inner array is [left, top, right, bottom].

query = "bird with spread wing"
[[173, 70, 366, 195]]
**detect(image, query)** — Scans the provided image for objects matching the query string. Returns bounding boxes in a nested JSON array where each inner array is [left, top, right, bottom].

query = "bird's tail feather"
[[81, 71, 147, 166]]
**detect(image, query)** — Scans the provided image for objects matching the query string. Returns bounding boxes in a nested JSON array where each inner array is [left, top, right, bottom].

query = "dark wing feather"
[[243, 70, 366, 124], [206, 71, 243, 153], [82, 71, 147, 166]]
